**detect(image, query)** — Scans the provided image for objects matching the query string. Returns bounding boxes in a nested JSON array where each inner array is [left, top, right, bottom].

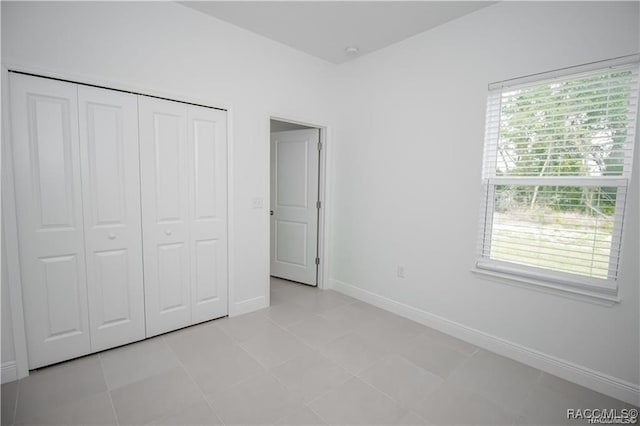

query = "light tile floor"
[[1, 277, 637, 425]]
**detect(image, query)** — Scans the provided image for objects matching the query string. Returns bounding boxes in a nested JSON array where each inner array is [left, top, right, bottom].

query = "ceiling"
[[180, 1, 495, 64]]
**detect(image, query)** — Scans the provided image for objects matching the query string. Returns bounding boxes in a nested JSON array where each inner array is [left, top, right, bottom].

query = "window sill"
[[471, 266, 620, 306]]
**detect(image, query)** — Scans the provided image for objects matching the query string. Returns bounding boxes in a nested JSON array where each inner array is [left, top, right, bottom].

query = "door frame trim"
[[267, 115, 331, 293], [2, 64, 30, 381], [1, 61, 235, 379]]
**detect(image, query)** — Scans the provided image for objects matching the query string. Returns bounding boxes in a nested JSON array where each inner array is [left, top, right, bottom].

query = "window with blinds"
[[477, 57, 639, 297]]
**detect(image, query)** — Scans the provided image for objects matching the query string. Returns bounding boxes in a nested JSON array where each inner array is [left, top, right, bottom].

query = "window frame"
[[475, 56, 640, 301]]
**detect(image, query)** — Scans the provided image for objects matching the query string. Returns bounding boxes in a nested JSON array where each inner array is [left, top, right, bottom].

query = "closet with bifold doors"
[[8, 72, 228, 369]]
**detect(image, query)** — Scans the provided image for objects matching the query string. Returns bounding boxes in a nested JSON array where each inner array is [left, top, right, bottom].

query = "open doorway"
[[269, 118, 324, 289]]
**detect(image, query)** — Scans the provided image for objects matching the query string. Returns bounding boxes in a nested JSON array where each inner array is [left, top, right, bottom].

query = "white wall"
[[330, 0, 639, 398], [1, 1, 337, 371]]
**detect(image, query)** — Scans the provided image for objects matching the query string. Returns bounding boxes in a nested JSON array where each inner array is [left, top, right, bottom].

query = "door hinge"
[[316, 200, 321, 209], [318, 141, 322, 151], [315, 257, 320, 265]]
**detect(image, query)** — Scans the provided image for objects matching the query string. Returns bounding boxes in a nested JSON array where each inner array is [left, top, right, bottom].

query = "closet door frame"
[[1, 64, 234, 381]]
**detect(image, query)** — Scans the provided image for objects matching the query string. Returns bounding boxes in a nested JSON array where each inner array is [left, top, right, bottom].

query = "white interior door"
[[139, 97, 191, 336], [270, 129, 320, 286], [188, 105, 228, 323], [9, 73, 91, 368], [78, 86, 145, 351]]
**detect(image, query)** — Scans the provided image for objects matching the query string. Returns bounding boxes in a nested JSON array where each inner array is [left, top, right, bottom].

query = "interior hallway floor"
[[1, 277, 636, 425]]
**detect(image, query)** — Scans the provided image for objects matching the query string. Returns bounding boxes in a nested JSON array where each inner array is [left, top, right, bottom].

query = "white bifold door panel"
[[139, 97, 228, 337], [9, 74, 91, 368], [139, 97, 191, 336], [78, 86, 145, 352], [188, 105, 228, 324], [270, 129, 320, 286]]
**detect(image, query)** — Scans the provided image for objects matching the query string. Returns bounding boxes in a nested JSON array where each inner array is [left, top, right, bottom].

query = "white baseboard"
[[330, 279, 640, 406], [1, 361, 17, 384], [230, 295, 268, 317]]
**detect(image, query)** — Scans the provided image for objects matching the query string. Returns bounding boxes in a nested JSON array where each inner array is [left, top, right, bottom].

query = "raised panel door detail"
[[157, 243, 188, 313], [193, 119, 217, 220], [39, 255, 83, 340], [154, 113, 183, 223], [275, 221, 307, 266], [30, 96, 76, 229], [85, 103, 125, 226], [93, 249, 130, 328], [10, 73, 91, 368], [79, 86, 145, 352], [195, 239, 218, 304], [276, 140, 308, 208]]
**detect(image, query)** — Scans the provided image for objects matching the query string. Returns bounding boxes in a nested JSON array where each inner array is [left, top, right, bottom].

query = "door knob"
[[270, 210, 274, 216], [108, 233, 116, 240], [164, 229, 172, 236]]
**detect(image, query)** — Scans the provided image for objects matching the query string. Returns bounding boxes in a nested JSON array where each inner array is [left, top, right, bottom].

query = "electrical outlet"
[[397, 265, 405, 278]]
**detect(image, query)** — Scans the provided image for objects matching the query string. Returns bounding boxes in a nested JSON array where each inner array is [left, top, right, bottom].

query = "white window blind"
[[477, 58, 639, 296]]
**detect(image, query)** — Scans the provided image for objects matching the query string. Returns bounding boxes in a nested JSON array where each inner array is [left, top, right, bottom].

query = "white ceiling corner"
[[179, 1, 496, 64]]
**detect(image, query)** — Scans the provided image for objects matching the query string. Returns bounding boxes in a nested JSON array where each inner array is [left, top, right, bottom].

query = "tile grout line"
[[236, 285, 356, 424], [294, 368, 355, 426], [268, 347, 355, 423], [425, 331, 482, 359], [357, 362, 442, 424], [514, 369, 545, 422], [266, 369, 312, 425], [261, 300, 355, 367], [302, 371, 356, 408], [335, 288, 552, 420], [396, 332, 479, 382], [11, 377, 21, 426], [215, 313, 314, 370], [222, 318, 322, 406], [286, 295, 480, 422], [302, 403, 331, 425], [435, 348, 536, 422], [160, 335, 227, 426], [228, 320, 296, 372], [269, 283, 444, 417], [353, 375, 413, 418], [266, 314, 326, 355], [358, 351, 450, 411], [97, 354, 121, 426], [266, 301, 316, 329], [224, 300, 327, 362]]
